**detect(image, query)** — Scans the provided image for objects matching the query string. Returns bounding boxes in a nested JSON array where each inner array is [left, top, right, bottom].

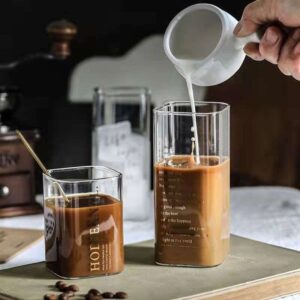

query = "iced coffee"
[[155, 155, 229, 266], [43, 166, 124, 278], [154, 101, 230, 267], [45, 193, 124, 278]]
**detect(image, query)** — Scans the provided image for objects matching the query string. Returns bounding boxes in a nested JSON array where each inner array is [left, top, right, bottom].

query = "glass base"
[[46, 266, 123, 280], [154, 260, 222, 268]]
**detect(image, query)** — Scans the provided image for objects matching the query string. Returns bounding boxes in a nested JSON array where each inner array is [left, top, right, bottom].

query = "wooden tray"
[[1, 235, 300, 300], [0, 227, 43, 263]]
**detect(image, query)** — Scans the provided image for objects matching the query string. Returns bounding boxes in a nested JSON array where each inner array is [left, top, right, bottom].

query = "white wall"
[[68, 35, 206, 106]]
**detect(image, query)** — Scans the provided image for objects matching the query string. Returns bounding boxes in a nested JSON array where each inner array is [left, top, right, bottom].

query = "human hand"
[[234, 0, 300, 80]]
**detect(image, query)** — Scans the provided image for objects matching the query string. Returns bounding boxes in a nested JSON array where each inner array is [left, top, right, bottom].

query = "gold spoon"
[[16, 130, 69, 203]]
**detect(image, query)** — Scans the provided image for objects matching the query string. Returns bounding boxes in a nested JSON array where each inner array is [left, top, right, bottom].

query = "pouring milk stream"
[[164, 3, 260, 163]]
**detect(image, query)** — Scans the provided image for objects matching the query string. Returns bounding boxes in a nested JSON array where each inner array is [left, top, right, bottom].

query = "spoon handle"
[[16, 130, 49, 176]]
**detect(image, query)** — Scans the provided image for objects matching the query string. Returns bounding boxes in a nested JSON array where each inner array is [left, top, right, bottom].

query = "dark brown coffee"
[[155, 155, 230, 267], [45, 193, 124, 278]]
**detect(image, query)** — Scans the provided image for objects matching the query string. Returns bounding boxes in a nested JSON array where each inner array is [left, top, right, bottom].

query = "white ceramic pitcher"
[[164, 3, 260, 86]]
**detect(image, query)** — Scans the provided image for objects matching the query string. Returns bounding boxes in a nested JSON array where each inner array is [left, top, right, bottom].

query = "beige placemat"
[[0, 227, 43, 263], [1, 235, 300, 300]]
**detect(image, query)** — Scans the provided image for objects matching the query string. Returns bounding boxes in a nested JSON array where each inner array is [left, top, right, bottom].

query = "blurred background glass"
[[93, 87, 151, 220]]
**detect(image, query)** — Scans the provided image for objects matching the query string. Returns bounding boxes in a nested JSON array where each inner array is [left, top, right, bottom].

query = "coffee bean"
[[88, 289, 101, 296], [67, 285, 79, 292], [85, 294, 103, 300], [44, 294, 57, 300], [55, 281, 65, 289], [114, 292, 128, 299], [102, 292, 114, 298], [58, 294, 69, 300], [64, 291, 75, 297], [59, 284, 69, 292]]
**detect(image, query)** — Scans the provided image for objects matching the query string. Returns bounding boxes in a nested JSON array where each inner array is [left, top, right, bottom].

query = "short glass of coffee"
[[43, 166, 124, 278], [154, 101, 230, 267]]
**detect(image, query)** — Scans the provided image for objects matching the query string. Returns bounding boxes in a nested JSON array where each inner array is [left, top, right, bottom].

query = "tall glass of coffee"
[[43, 166, 124, 278], [154, 101, 230, 267]]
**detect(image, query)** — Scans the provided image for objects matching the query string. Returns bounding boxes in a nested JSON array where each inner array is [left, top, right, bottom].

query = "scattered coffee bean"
[[64, 291, 75, 297], [44, 294, 57, 300], [59, 283, 69, 292], [102, 292, 114, 298], [67, 284, 79, 292], [85, 294, 103, 300], [47, 284, 128, 300], [114, 291, 128, 299], [58, 294, 69, 300], [55, 281, 65, 289], [88, 289, 101, 296]]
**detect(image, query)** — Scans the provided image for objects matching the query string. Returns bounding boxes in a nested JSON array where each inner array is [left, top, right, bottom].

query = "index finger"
[[236, 0, 300, 37], [234, 0, 279, 37]]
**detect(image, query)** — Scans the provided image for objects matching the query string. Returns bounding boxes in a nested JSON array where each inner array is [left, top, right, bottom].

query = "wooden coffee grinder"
[[0, 87, 41, 217]]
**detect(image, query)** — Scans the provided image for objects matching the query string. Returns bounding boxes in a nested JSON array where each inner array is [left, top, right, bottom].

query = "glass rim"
[[94, 86, 151, 96], [153, 101, 230, 116], [43, 165, 122, 184]]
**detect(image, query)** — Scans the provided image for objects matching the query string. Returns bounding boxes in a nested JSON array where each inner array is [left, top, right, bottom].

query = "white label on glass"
[[93, 121, 150, 220]]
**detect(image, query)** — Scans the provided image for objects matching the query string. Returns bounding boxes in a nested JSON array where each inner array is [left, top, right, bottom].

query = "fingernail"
[[233, 21, 242, 35], [265, 30, 279, 45], [252, 55, 264, 61], [294, 42, 300, 55], [243, 48, 263, 61], [243, 47, 251, 56], [282, 69, 291, 76]]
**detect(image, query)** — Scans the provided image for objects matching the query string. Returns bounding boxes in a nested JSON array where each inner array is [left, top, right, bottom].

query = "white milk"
[[186, 77, 200, 164], [168, 9, 223, 163], [164, 4, 260, 86], [164, 4, 260, 162]]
